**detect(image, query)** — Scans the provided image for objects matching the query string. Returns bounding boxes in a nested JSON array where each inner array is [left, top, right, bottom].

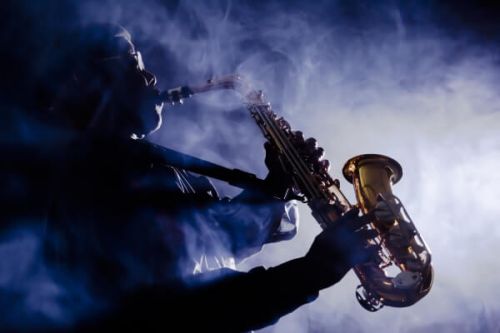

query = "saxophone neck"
[[159, 74, 269, 106]]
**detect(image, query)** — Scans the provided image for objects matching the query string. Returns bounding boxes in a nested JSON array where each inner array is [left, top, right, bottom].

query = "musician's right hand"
[[304, 207, 380, 290]]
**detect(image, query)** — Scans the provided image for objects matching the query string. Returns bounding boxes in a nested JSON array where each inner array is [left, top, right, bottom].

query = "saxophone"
[[160, 75, 434, 311]]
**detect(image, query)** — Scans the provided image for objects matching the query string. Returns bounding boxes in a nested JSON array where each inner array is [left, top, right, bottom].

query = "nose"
[[142, 69, 157, 87]]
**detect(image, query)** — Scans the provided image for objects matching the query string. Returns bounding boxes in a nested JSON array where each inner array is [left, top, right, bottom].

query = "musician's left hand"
[[264, 133, 329, 200], [264, 142, 294, 199]]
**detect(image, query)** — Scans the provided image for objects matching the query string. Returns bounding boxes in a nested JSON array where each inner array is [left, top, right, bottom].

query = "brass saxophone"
[[161, 74, 434, 311]]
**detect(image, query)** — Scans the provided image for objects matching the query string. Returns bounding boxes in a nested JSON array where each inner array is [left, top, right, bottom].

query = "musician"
[[40, 24, 379, 332]]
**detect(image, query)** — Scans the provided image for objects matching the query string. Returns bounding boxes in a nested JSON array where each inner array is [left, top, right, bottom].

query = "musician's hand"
[[304, 207, 380, 290], [263, 142, 294, 199], [264, 132, 330, 200]]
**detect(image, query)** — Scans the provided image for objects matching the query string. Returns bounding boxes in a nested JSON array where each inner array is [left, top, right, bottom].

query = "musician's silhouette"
[[29, 24, 378, 332]]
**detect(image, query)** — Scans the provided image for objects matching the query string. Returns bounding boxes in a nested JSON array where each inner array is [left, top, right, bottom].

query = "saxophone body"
[[162, 75, 433, 311], [344, 155, 433, 310]]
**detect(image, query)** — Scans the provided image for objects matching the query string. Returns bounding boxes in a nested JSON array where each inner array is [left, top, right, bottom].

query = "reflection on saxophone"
[[160, 74, 433, 311]]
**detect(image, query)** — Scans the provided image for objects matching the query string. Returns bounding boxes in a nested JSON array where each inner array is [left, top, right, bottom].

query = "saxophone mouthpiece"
[[159, 86, 194, 105]]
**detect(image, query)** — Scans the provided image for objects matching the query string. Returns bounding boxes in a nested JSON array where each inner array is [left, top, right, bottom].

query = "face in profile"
[[96, 30, 164, 139], [47, 25, 166, 139]]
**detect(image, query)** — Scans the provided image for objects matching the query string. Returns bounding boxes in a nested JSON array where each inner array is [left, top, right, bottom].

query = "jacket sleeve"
[[79, 257, 321, 333], [75, 172, 312, 332], [188, 172, 299, 263]]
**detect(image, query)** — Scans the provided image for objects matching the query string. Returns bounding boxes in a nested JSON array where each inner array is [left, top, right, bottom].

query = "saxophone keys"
[[316, 159, 330, 173], [305, 136, 317, 148]]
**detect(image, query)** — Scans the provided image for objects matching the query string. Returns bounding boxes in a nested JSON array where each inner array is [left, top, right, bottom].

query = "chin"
[[150, 103, 164, 134], [131, 103, 164, 139]]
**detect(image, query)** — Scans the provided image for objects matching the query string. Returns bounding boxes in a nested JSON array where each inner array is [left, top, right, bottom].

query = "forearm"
[[82, 258, 321, 332], [186, 258, 321, 332]]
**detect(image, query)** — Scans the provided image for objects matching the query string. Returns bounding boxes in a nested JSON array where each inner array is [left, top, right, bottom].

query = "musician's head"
[[42, 23, 164, 139]]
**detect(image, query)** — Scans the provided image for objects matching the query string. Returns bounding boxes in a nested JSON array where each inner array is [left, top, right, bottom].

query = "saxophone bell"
[[343, 154, 434, 310]]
